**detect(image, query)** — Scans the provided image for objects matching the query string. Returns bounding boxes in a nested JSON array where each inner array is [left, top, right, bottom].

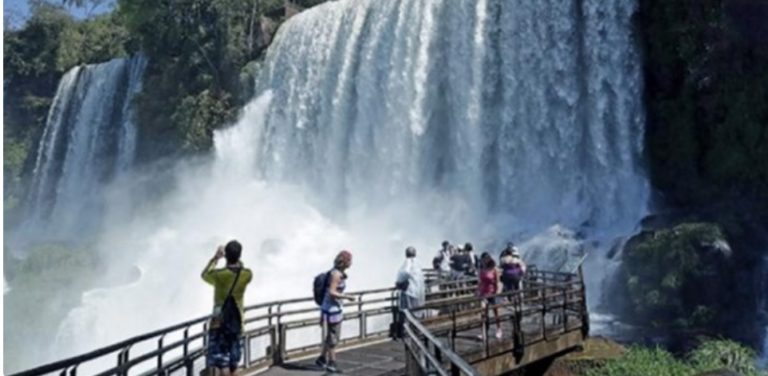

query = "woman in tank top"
[[477, 252, 503, 339]]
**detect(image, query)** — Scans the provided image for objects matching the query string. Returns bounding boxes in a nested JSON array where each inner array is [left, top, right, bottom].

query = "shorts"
[[502, 280, 520, 292], [484, 296, 499, 306], [321, 313, 342, 348], [206, 330, 243, 371]]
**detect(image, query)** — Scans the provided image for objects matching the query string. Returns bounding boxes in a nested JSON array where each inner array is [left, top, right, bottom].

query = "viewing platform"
[[10, 268, 588, 376]]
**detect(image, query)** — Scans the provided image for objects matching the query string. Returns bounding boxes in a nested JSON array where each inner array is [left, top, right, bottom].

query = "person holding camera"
[[201, 240, 253, 376]]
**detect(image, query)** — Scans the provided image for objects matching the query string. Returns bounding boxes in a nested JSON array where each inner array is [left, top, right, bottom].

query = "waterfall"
[[37, 0, 650, 370], [253, 0, 648, 236], [22, 55, 147, 241]]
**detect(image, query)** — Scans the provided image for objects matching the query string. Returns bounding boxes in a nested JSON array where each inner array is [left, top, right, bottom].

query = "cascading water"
[[254, 0, 648, 307], [254, 0, 647, 237], [21, 55, 147, 242], [26, 0, 650, 372], [3, 56, 147, 373]]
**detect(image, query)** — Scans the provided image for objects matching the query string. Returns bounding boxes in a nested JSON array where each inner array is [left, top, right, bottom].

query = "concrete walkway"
[[260, 340, 405, 376]]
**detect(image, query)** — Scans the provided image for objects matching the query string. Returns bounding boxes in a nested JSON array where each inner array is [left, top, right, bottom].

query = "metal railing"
[[402, 310, 480, 376], [409, 267, 589, 368], [10, 274, 476, 376], [11, 267, 585, 376]]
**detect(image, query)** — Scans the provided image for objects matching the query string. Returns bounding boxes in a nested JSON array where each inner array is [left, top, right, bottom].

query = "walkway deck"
[[260, 340, 405, 376], [9, 269, 588, 376]]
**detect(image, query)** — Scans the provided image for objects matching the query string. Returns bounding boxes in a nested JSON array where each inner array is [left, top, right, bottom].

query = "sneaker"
[[315, 356, 327, 369], [495, 328, 503, 339], [326, 361, 343, 374]]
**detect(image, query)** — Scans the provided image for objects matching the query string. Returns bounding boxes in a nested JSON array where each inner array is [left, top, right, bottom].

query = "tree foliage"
[[116, 0, 264, 155], [619, 223, 734, 331], [587, 341, 764, 376], [640, 0, 768, 209], [3, 1, 131, 220]]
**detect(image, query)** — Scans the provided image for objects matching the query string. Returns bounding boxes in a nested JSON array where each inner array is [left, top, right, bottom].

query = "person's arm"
[[244, 269, 254, 285], [201, 246, 224, 285], [328, 271, 356, 302]]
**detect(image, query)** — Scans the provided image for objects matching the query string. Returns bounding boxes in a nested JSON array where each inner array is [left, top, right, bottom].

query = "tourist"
[[500, 245, 526, 294], [465, 242, 479, 274], [316, 250, 356, 373], [394, 247, 426, 338], [202, 241, 253, 376], [450, 246, 473, 279], [477, 252, 502, 339], [433, 241, 453, 277]]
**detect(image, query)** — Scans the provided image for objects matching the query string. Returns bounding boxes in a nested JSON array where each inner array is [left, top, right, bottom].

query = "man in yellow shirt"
[[202, 240, 253, 376]]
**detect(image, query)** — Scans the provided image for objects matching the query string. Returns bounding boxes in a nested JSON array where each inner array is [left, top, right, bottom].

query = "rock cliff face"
[[613, 221, 765, 348], [637, 0, 768, 351], [639, 0, 768, 211]]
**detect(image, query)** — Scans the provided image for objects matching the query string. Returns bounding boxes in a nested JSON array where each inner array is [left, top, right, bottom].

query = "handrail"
[[10, 275, 474, 376], [402, 309, 481, 376], [12, 267, 586, 376], [411, 267, 588, 368]]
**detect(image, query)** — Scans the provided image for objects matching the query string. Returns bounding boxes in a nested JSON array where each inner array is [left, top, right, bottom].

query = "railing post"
[[359, 311, 367, 340], [541, 284, 547, 338], [117, 347, 130, 376], [185, 358, 194, 376], [278, 323, 287, 365], [513, 294, 524, 363], [183, 327, 189, 358], [579, 268, 590, 338], [203, 322, 208, 348], [484, 301, 490, 357], [358, 293, 366, 340], [243, 335, 251, 368], [270, 324, 282, 365], [451, 309, 457, 351], [157, 335, 164, 373], [562, 286, 568, 332]]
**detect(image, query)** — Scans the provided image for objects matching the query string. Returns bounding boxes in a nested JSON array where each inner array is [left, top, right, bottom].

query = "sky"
[[4, 0, 115, 29]]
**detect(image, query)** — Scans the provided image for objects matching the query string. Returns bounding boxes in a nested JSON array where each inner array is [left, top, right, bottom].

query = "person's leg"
[[207, 331, 229, 375], [227, 336, 243, 376], [326, 321, 342, 372], [328, 322, 339, 361], [316, 317, 329, 367]]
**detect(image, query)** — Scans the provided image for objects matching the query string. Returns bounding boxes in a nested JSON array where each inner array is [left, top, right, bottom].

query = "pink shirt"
[[478, 268, 498, 297]]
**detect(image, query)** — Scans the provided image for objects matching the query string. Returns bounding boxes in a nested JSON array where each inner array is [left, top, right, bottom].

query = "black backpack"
[[219, 268, 242, 341], [313, 270, 332, 306]]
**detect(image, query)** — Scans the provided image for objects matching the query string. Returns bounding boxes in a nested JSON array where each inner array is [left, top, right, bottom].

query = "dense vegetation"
[[633, 0, 768, 349], [116, 0, 269, 157], [620, 223, 728, 331], [586, 340, 763, 376], [612, 222, 764, 347], [3, 1, 131, 214], [639, 0, 768, 212]]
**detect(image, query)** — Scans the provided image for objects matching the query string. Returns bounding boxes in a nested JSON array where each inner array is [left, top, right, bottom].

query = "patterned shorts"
[[207, 330, 243, 371], [321, 313, 343, 348]]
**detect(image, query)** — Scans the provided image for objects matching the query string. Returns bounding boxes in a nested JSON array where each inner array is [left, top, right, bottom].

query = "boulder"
[[617, 223, 734, 333]]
